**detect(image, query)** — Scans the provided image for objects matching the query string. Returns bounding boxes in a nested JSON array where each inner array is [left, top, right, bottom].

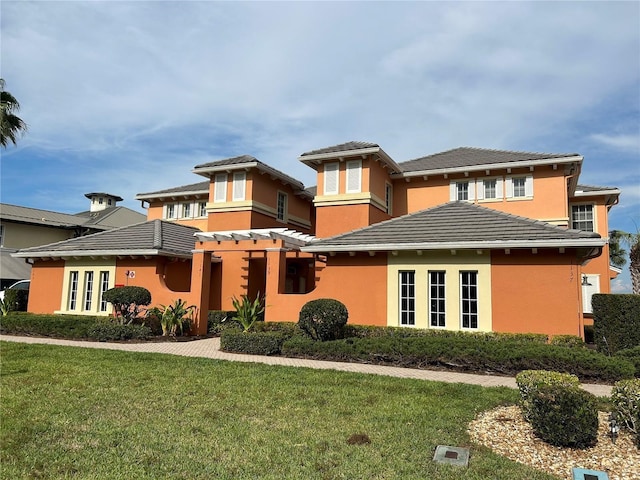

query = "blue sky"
[[1, 1, 639, 291]]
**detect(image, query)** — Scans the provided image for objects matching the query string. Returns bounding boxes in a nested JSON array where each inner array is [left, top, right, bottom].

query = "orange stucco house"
[[15, 142, 620, 339]]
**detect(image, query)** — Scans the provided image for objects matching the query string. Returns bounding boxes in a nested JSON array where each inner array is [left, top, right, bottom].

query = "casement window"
[[477, 178, 503, 200], [571, 205, 594, 232], [460, 271, 478, 329], [345, 160, 362, 193], [83, 271, 94, 311], [506, 175, 533, 199], [399, 271, 416, 326], [429, 271, 446, 328], [581, 274, 600, 314], [214, 173, 228, 203], [385, 183, 393, 215], [232, 172, 246, 201], [99, 271, 110, 312], [198, 202, 207, 217], [181, 203, 192, 218], [276, 191, 288, 222], [165, 204, 176, 219], [450, 180, 475, 201], [68, 271, 79, 311], [324, 162, 339, 195]]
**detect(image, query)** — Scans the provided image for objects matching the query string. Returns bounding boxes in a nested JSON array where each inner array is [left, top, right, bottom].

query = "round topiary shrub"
[[102, 286, 151, 324], [528, 384, 599, 448], [298, 298, 348, 341]]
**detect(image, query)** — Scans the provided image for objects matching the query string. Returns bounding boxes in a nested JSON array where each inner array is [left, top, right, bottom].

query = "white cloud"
[[590, 133, 640, 153]]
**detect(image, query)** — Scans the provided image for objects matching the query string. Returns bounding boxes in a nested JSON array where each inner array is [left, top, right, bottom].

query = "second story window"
[[165, 204, 176, 219], [277, 191, 287, 222], [214, 173, 227, 203], [506, 175, 533, 199], [324, 162, 339, 195], [182, 203, 191, 218], [198, 202, 207, 217], [450, 180, 474, 201], [233, 172, 246, 201], [346, 160, 362, 193], [385, 183, 393, 215], [571, 204, 594, 232]]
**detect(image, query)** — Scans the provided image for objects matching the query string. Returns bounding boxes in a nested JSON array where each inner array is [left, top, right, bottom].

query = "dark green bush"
[[252, 321, 300, 337], [207, 310, 240, 334], [611, 378, 640, 444], [584, 325, 595, 344], [298, 299, 348, 341], [549, 335, 585, 348], [87, 323, 152, 341], [102, 286, 152, 324], [593, 294, 640, 354], [281, 335, 634, 382], [615, 346, 640, 377], [3, 289, 29, 312], [528, 384, 599, 448], [220, 329, 287, 355], [515, 370, 580, 421], [0, 313, 101, 338]]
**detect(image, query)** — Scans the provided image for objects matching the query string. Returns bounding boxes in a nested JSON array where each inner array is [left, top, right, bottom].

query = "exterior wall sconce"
[[582, 275, 592, 286]]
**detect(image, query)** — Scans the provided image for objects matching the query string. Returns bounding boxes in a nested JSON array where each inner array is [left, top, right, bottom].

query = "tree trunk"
[[630, 243, 640, 295]]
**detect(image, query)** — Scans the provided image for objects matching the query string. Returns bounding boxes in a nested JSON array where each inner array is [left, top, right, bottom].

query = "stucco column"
[[190, 249, 212, 335], [265, 248, 287, 321]]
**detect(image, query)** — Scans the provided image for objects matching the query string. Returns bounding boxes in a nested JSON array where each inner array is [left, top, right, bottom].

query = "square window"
[[572, 205, 594, 232]]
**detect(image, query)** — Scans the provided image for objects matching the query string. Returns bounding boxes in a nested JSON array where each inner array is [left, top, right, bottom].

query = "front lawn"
[[0, 342, 556, 479]]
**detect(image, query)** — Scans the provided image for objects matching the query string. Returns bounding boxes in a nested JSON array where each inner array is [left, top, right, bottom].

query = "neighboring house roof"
[[13, 220, 199, 260], [302, 201, 603, 253], [193, 155, 311, 197], [396, 147, 582, 177], [0, 248, 31, 280], [299, 141, 403, 173], [135, 181, 210, 201], [84, 192, 123, 202], [75, 207, 146, 229], [572, 184, 621, 205]]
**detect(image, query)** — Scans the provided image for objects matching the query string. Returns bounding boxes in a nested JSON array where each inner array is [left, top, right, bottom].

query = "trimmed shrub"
[[87, 323, 152, 341], [611, 378, 640, 438], [0, 312, 101, 338], [3, 289, 29, 312], [593, 294, 640, 354], [102, 286, 152, 324], [528, 384, 599, 448], [298, 299, 348, 341], [220, 329, 287, 355], [615, 346, 640, 377], [550, 335, 585, 348], [252, 321, 300, 337], [515, 370, 580, 421], [208, 310, 237, 334], [281, 335, 635, 382]]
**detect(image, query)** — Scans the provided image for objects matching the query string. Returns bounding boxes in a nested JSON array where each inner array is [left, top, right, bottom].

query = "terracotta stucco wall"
[[491, 250, 583, 337], [315, 204, 372, 238], [27, 259, 65, 314]]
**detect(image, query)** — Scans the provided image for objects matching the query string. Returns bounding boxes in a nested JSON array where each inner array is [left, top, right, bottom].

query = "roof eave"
[[135, 190, 209, 201], [12, 249, 193, 260], [393, 155, 584, 178], [301, 238, 605, 253], [192, 162, 305, 191]]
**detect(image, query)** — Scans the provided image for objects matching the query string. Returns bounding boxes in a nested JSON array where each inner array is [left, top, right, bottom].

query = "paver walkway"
[[0, 334, 613, 397]]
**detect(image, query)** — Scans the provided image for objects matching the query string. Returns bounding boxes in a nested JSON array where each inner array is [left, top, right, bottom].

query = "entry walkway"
[[0, 334, 612, 397]]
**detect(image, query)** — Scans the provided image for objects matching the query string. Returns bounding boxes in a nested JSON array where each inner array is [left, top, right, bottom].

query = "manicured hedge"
[[207, 310, 240, 334], [615, 346, 640, 377], [341, 325, 549, 343], [220, 329, 288, 355], [281, 335, 634, 382], [593, 294, 640, 354], [0, 313, 101, 339], [87, 323, 152, 341]]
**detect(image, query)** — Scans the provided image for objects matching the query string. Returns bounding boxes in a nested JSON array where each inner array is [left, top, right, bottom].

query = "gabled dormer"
[[136, 181, 210, 230], [193, 155, 314, 232], [299, 141, 402, 237]]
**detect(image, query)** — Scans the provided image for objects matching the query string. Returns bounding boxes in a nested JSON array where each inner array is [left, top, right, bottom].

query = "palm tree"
[[611, 229, 640, 294], [1, 78, 28, 148], [609, 230, 628, 269]]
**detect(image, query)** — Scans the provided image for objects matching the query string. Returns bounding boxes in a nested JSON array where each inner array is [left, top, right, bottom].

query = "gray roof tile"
[[304, 202, 601, 252], [398, 147, 578, 173], [15, 220, 199, 258], [136, 181, 210, 199], [300, 141, 379, 157]]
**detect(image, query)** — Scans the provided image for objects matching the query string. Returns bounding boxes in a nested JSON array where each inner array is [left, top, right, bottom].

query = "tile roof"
[[300, 141, 379, 157], [303, 202, 602, 252], [14, 220, 199, 259], [574, 184, 621, 193], [0, 203, 94, 229], [136, 181, 210, 199], [398, 147, 580, 174]]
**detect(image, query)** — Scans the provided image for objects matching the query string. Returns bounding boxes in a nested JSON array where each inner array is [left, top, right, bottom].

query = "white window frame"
[[385, 182, 393, 215], [429, 271, 446, 328], [460, 271, 479, 329], [214, 173, 228, 203], [198, 201, 207, 218], [68, 271, 79, 311], [276, 191, 288, 222], [181, 202, 192, 218], [324, 162, 339, 195], [165, 203, 177, 219], [83, 271, 94, 311], [506, 175, 533, 199], [399, 271, 416, 326], [450, 180, 475, 201], [232, 171, 246, 201], [571, 204, 595, 232], [477, 177, 503, 201], [345, 160, 362, 194], [99, 271, 110, 312]]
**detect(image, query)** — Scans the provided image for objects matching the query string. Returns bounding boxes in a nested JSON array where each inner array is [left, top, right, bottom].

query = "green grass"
[[0, 342, 557, 480]]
